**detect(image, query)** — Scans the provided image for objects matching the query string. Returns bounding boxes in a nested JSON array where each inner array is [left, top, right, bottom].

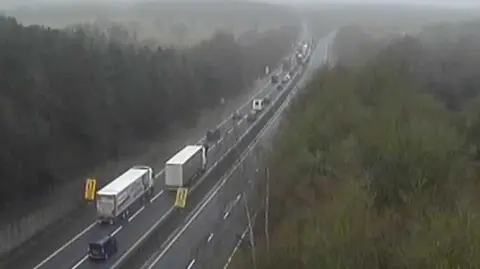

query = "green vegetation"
[[231, 20, 480, 268], [4, 1, 297, 47], [0, 16, 298, 212], [303, 4, 480, 38]]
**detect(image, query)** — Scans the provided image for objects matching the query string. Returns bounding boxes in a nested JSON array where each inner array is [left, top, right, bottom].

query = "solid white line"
[[149, 190, 164, 203], [129, 32, 319, 269], [69, 225, 124, 269], [33, 222, 97, 269], [146, 174, 230, 268], [128, 206, 145, 222], [136, 112, 268, 267], [187, 259, 196, 269], [70, 255, 88, 269], [223, 211, 230, 220], [222, 213, 258, 269], [68, 65, 294, 269], [223, 225, 248, 269], [112, 226, 123, 236], [79, 45, 305, 269], [146, 73, 300, 268], [110, 207, 175, 269], [33, 42, 300, 269], [207, 233, 214, 243], [211, 54, 322, 269], [154, 170, 164, 178]]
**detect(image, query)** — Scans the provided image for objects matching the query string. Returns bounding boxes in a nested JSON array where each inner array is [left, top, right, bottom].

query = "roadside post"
[[84, 178, 97, 201], [174, 188, 189, 208]]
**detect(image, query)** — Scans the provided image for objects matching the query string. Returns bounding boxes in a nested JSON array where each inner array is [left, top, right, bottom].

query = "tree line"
[[0, 16, 299, 209], [230, 19, 480, 268]]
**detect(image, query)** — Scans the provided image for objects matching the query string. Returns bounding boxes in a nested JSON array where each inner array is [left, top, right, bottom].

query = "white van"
[[252, 99, 264, 112]]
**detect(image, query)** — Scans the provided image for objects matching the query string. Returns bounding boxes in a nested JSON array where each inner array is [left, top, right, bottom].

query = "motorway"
[[8, 23, 311, 269], [121, 30, 338, 269]]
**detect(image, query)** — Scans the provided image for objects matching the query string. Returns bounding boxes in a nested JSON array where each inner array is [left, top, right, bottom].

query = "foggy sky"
[[2, 0, 479, 10]]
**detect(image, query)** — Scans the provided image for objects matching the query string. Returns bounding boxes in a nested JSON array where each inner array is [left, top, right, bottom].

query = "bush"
[[231, 23, 480, 268], [0, 16, 299, 208]]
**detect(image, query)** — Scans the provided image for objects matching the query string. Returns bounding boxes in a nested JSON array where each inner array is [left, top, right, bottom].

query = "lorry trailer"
[[96, 166, 154, 224], [165, 145, 207, 189], [252, 99, 264, 112]]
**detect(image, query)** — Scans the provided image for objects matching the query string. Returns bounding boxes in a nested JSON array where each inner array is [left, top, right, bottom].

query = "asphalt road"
[[8, 23, 310, 269], [69, 51, 304, 269], [132, 29, 338, 269], [218, 31, 337, 269]]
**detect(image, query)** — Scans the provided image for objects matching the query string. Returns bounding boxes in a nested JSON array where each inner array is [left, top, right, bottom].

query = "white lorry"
[[252, 99, 264, 112], [96, 166, 154, 224], [165, 145, 207, 189]]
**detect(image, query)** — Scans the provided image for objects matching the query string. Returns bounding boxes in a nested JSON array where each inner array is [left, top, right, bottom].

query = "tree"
[[0, 16, 299, 210]]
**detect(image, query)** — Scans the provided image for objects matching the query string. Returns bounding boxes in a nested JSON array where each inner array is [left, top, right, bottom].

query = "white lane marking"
[[223, 194, 242, 220], [112, 226, 123, 236], [222, 213, 258, 269], [32, 38, 314, 269], [151, 72, 274, 182], [154, 170, 164, 178], [70, 255, 88, 269], [187, 259, 196, 269], [146, 75, 300, 268], [33, 222, 97, 269], [223, 211, 230, 220], [128, 206, 145, 222], [146, 172, 231, 268], [70, 226, 124, 269], [132, 112, 268, 267], [149, 190, 164, 203], [207, 233, 214, 243], [136, 34, 320, 269], [38, 75, 275, 268], [110, 207, 175, 269], [69, 55, 300, 269]]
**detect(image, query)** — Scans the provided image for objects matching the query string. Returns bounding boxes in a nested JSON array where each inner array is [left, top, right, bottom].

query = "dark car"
[[206, 128, 221, 142], [247, 110, 258, 122], [232, 111, 242, 121], [271, 74, 279, 84], [88, 235, 118, 261], [263, 96, 271, 105], [281, 74, 290, 84], [277, 84, 283, 91]]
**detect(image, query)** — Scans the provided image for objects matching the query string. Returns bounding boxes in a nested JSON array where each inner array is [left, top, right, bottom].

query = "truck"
[[165, 145, 207, 189], [252, 99, 264, 112], [96, 166, 154, 224], [282, 57, 291, 72], [296, 52, 304, 65], [246, 110, 258, 122]]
